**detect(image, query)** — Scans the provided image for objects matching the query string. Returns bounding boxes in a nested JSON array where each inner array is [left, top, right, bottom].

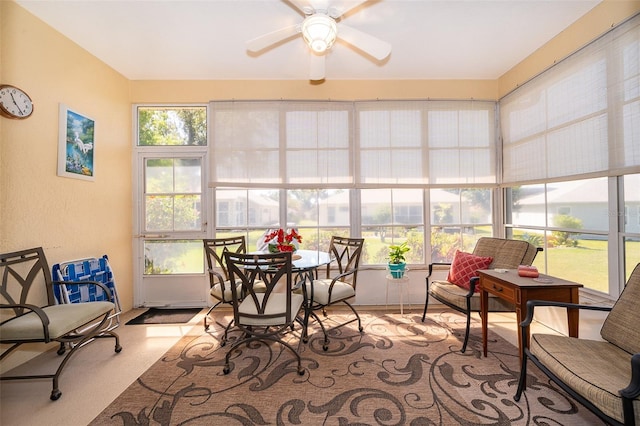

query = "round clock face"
[[0, 85, 34, 119]]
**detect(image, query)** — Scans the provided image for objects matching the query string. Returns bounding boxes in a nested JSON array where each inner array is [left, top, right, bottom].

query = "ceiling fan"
[[246, 0, 392, 81]]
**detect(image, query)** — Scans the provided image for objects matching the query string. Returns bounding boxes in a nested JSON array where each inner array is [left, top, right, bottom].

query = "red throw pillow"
[[447, 250, 493, 291]]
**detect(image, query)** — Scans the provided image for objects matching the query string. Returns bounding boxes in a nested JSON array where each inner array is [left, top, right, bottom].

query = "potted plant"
[[388, 242, 410, 278]]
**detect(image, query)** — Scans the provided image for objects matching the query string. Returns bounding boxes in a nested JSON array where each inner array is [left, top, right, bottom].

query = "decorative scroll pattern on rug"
[[91, 311, 603, 425]]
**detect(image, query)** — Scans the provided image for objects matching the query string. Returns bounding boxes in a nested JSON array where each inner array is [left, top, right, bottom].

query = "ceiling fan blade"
[[246, 24, 300, 53], [309, 53, 326, 81], [287, 0, 315, 15], [328, 0, 368, 18], [337, 23, 391, 61]]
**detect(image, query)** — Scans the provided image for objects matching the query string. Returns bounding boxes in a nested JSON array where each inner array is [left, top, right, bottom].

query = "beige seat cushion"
[[430, 280, 513, 312], [210, 279, 241, 301], [307, 279, 356, 305], [210, 279, 266, 301], [237, 293, 304, 326], [530, 333, 640, 424], [0, 302, 114, 341]]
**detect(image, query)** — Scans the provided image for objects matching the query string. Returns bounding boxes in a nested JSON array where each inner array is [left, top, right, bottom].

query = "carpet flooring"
[[92, 310, 603, 425]]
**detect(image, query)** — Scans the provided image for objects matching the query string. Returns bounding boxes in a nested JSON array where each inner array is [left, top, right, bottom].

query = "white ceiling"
[[16, 0, 602, 81]]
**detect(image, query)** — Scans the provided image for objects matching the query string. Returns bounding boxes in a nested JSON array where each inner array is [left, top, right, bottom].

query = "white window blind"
[[501, 14, 640, 183], [211, 100, 497, 187], [210, 101, 352, 187], [357, 100, 496, 186]]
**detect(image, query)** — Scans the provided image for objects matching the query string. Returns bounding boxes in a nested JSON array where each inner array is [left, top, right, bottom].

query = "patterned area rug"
[[91, 310, 602, 425]]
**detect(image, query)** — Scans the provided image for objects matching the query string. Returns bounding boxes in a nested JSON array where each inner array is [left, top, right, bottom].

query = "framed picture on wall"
[[57, 103, 95, 181]]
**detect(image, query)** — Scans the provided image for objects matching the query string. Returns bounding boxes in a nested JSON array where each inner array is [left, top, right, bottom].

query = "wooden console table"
[[478, 269, 583, 363]]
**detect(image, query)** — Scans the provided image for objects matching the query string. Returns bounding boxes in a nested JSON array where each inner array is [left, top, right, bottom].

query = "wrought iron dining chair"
[[304, 236, 365, 351], [222, 251, 305, 375], [203, 237, 247, 334]]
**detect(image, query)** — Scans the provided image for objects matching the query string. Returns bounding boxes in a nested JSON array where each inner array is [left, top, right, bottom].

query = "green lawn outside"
[[536, 239, 639, 293]]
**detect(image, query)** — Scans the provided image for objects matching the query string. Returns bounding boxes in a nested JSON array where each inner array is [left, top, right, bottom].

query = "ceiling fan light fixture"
[[302, 14, 337, 53]]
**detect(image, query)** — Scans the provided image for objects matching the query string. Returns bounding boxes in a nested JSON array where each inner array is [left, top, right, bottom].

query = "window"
[[500, 16, 640, 297], [623, 174, 640, 281], [430, 188, 493, 262], [138, 107, 207, 146], [145, 158, 202, 232], [287, 189, 350, 252], [214, 188, 280, 251], [361, 188, 425, 265], [143, 240, 202, 274], [210, 100, 497, 266], [505, 177, 610, 293], [135, 106, 207, 282]]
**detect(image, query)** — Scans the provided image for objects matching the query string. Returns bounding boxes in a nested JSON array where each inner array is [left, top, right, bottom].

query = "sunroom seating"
[[515, 263, 640, 426], [303, 236, 364, 351], [222, 251, 305, 375], [0, 247, 122, 400], [421, 237, 542, 352]]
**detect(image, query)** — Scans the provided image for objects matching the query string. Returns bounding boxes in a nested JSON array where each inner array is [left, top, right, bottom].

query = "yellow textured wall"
[[131, 79, 498, 102], [0, 2, 133, 311]]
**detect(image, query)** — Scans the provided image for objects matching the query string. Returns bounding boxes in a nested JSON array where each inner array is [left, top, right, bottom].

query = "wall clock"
[[0, 84, 34, 119]]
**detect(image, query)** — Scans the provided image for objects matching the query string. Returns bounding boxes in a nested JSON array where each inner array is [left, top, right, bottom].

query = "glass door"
[[134, 154, 207, 307], [133, 105, 208, 308]]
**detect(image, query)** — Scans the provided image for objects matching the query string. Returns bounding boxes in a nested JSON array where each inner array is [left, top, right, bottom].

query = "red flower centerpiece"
[[264, 228, 302, 253]]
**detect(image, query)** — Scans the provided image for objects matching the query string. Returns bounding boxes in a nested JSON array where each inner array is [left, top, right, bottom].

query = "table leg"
[[399, 281, 404, 315], [567, 288, 580, 338], [297, 270, 314, 343], [386, 279, 389, 311], [480, 286, 488, 357]]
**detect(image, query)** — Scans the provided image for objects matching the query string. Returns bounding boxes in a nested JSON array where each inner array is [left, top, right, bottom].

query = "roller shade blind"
[[210, 101, 352, 187], [501, 14, 640, 184], [211, 99, 497, 187], [357, 100, 496, 185]]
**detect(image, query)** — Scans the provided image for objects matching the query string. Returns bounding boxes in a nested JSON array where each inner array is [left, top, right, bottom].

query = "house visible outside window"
[[327, 206, 336, 223], [558, 207, 571, 215], [505, 178, 610, 293], [214, 189, 280, 250], [217, 201, 229, 226]]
